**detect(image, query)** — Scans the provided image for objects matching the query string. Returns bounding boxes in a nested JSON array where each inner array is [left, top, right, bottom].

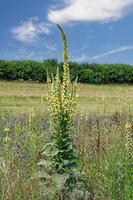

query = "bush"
[[79, 69, 94, 83], [0, 59, 133, 84]]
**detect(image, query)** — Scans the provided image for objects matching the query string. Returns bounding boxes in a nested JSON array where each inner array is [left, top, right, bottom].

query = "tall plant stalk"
[[46, 24, 78, 174], [37, 25, 91, 199]]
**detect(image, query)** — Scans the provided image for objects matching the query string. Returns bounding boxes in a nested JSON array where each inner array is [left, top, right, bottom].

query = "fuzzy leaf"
[[37, 159, 52, 168], [33, 171, 51, 179], [52, 173, 69, 191], [42, 141, 56, 151]]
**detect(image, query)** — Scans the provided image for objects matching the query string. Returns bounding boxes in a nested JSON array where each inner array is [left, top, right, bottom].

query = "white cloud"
[[1, 48, 46, 61], [48, 0, 133, 24], [72, 36, 95, 54], [90, 45, 133, 60], [73, 44, 88, 54], [84, 35, 95, 40], [71, 45, 133, 62], [71, 53, 87, 62], [11, 18, 51, 43], [45, 44, 57, 51]]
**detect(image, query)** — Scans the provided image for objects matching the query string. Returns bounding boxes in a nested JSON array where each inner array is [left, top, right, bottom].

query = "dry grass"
[[0, 81, 133, 199], [0, 81, 133, 114]]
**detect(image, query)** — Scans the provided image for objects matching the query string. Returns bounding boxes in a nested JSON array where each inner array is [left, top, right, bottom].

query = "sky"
[[0, 0, 133, 64]]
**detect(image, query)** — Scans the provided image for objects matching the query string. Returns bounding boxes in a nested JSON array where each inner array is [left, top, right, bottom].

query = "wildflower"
[[5, 135, 10, 143], [125, 122, 131, 129], [4, 128, 10, 143], [43, 24, 78, 174], [4, 127, 10, 133]]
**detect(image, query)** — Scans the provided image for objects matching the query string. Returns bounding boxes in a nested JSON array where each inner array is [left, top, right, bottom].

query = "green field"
[[0, 81, 133, 200]]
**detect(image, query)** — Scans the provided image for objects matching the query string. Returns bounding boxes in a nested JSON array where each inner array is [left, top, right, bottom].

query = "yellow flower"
[[4, 127, 10, 133], [5, 135, 10, 143], [125, 122, 131, 129]]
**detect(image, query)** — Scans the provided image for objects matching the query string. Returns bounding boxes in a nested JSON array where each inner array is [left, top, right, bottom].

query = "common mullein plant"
[[36, 25, 91, 199], [46, 25, 78, 174]]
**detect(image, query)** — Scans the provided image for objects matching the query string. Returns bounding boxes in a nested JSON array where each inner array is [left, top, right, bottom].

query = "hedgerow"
[[0, 59, 133, 84]]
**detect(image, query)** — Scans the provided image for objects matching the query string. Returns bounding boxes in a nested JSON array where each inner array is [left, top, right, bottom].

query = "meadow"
[[0, 81, 133, 199], [0, 81, 133, 114]]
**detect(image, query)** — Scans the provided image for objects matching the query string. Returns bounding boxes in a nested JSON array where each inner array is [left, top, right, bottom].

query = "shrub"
[[79, 69, 94, 83], [0, 59, 133, 84]]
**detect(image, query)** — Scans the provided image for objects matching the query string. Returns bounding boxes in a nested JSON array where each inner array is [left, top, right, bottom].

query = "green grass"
[[0, 81, 133, 200]]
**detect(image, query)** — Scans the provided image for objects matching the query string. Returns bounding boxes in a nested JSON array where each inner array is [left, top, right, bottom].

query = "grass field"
[[0, 81, 133, 114], [0, 81, 133, 200]]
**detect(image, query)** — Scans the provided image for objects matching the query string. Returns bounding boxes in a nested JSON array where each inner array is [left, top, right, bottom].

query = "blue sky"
[[0, 0, 133, 64]]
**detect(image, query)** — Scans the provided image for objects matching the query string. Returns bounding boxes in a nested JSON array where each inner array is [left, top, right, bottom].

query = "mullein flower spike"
[[44, 24, 78, 174], [47, 24, 77, 122]]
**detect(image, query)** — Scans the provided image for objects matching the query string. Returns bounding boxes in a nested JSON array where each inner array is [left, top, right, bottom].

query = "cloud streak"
[[90, 46, 133, 60], [71, 53, 87, 62], [45, 44, 57, 52], [1, 48, 47, 61], [48, 0, 133, 24]]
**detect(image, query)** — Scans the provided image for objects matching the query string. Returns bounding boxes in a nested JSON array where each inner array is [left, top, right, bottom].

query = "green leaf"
[[37, 159, 52, 168], [42, 141, 56, 151], [52, 174, 69, 191], [32, 171, 51, 179]]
